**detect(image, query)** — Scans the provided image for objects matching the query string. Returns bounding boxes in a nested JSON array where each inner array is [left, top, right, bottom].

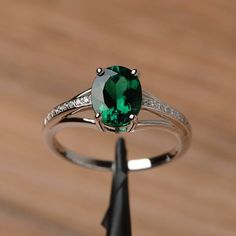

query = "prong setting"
[[95, 112, 101, 119], [95, 113, 105, 131], [96, 67, 105, 76], [126, 115, 138, 132], [94, 113, 138, 133], [92, 66, 142, 129], [131, 69, 138, 76], [129, 114, 136, 120]]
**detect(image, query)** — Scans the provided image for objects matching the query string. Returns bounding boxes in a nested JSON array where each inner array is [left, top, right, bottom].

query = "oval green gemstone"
[[91, 65, 142, 127]]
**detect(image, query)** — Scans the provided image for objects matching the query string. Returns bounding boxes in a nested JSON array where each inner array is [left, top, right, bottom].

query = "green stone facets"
[[91, 65, 142, 128]]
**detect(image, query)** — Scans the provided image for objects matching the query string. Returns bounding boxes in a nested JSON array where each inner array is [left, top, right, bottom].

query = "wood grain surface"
[[0, 0, 236, 235]]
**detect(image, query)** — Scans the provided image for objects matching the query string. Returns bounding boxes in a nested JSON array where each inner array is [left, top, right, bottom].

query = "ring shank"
[[43, 89, 191, 172]]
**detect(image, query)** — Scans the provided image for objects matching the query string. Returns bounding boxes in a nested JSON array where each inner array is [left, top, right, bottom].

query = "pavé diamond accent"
[[142, 93, 189, 126], [44, 95, 92, 125], [44, 90, 189, 128]]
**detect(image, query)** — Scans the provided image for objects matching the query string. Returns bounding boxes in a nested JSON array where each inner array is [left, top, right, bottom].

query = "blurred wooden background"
[[0, 0, 236, 235]]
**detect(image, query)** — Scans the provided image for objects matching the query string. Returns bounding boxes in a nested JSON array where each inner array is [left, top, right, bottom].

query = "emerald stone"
[[91, 65, 142, 128]]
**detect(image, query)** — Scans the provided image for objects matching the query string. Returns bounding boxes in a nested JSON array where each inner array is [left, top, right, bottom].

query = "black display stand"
[[102, 138, 132, 236]]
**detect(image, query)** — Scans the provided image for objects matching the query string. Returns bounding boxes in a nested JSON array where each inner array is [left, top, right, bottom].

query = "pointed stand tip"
[[116, 137, 125, 146], [115, 137, 127, 172], [101, 137, 132, 236], [115, 137, 126, 156]]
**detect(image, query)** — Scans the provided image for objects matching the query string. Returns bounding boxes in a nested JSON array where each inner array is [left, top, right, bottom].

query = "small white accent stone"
[[68, 100, 76, 108], [55, 108, 60, 114], [61, 103, 68, 110], [81, 96, 89, 104], [47, 114, 51, 120], [159, 104, 165, 112], [75, 99, 81, 106], [52, 110, 56, 116], [165, 106, 171, 114]]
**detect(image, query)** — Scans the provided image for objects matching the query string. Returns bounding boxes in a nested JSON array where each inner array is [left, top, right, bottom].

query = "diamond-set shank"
[[44, 89, 190, 131], [44, 92, 92, 126], [142, 91, 191, 129], [43, 88, 191, 171]]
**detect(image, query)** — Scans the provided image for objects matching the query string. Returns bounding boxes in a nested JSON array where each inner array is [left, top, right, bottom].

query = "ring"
[[43, 65, 192, 171]]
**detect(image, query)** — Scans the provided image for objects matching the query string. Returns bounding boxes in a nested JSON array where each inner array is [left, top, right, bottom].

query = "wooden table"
[[0, 1, 235, 235]]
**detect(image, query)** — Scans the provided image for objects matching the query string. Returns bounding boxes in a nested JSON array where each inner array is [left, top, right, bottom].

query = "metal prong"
[[95, 113, 101, 119], [131, 69, 138, 76], [129, 114, 136, 120], [127, 114, 138, 132], [96, 67, 105, 76], [95, 113, 105, 131]]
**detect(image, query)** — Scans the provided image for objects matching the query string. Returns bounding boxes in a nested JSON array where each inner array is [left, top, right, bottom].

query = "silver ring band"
[[43, 89, 192, 171]]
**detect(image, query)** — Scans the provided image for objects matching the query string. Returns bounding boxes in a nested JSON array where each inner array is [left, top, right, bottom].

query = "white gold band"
[[43, 89, 192, 171]]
